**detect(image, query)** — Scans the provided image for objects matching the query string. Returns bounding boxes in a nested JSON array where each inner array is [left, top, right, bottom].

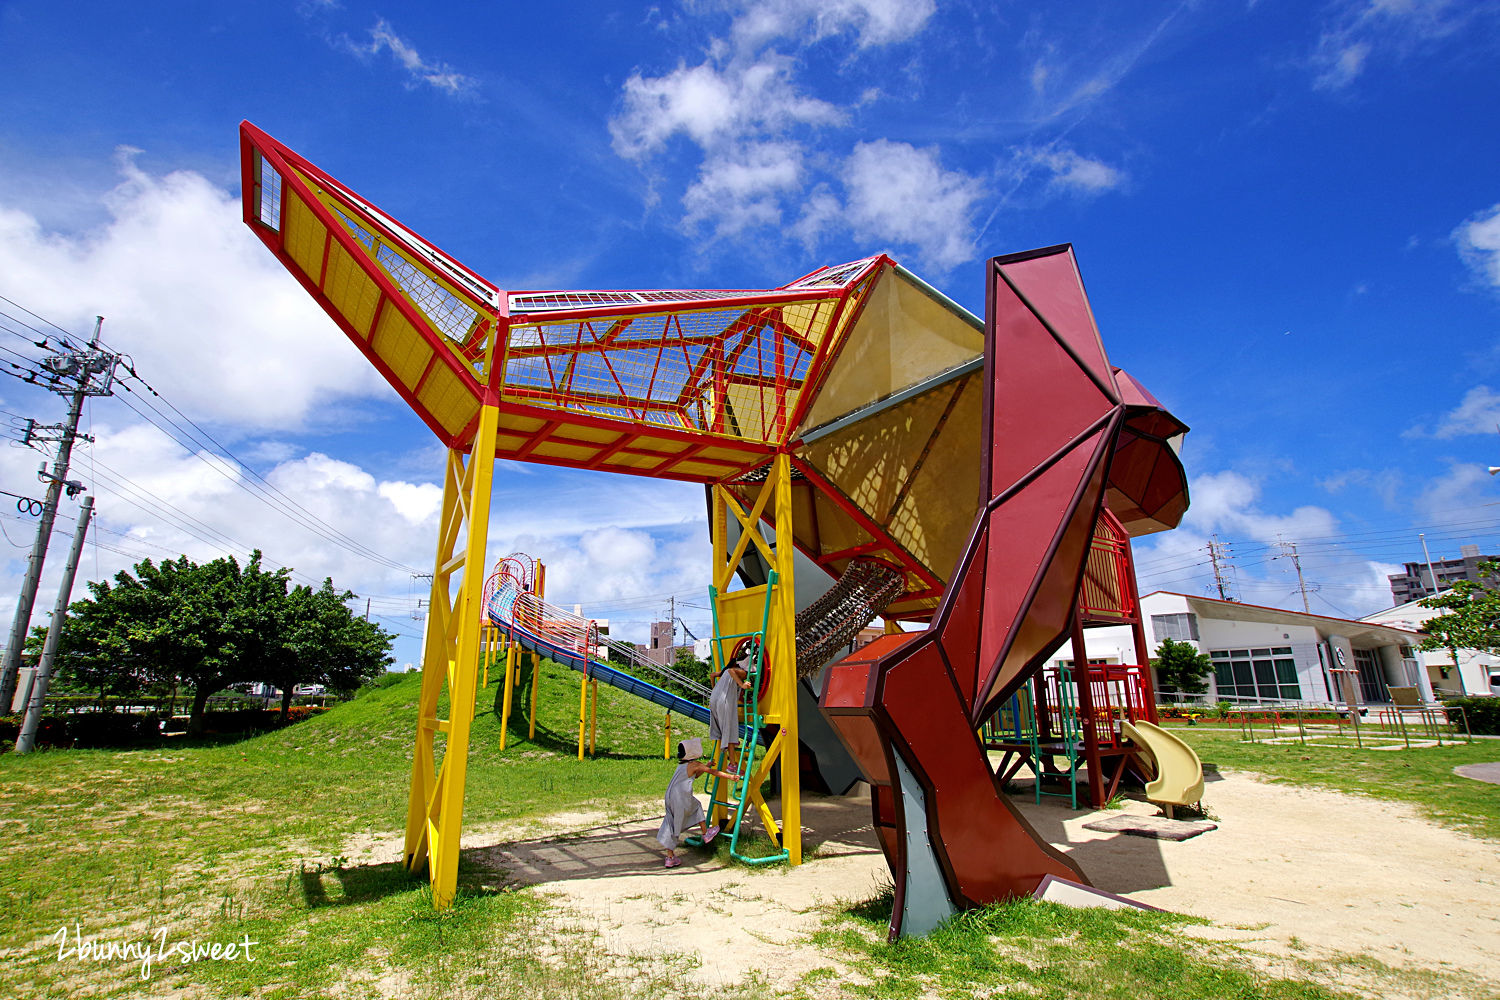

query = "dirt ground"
[[351, 769, 1500, 993]]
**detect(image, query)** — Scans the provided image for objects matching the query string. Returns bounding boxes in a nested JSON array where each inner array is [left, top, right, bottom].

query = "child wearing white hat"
[[656, 737, 734, 868]]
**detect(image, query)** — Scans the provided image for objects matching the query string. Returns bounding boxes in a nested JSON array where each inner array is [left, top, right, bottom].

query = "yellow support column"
[[401, 400, 501, 908], [770, 452, 801, 865], [528, 653, 539, 740], [589, 679, 599, 755], [664, 711, 672, 759], [577, 673, 588, 760], [499, 641, 517, 750]]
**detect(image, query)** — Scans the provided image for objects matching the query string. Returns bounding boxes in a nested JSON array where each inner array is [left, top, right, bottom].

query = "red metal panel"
[[879, 640, 1083, 909], [936, 524, 987, 706], [994, 248, 1115, 392], [987, 293, 1115, 498], [976, 429, 1106, 698]]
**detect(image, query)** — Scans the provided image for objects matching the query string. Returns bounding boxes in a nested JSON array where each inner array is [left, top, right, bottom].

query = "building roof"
[[1142, 591, 1423, 644]]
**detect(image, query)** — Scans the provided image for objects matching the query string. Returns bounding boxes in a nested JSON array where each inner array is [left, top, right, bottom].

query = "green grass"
[[805, 887, 1360, 1000], [0, 661, 709, 999], [1174, 728, 1500, 841], [5, 670, 1497, 998]]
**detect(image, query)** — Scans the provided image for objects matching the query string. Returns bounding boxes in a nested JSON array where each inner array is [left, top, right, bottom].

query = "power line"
[[110, 379, 419, 574]]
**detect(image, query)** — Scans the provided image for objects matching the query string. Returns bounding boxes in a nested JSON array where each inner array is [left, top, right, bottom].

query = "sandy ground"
[[348, 770, 1500, 993]]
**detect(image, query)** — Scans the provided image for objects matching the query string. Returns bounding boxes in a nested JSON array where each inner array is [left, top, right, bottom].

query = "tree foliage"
[[1418, 563, 1500, 657], [42, 551, 393, 733], [1151, 638, 1215, 695]]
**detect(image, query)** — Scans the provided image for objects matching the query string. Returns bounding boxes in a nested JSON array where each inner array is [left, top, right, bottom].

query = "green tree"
[[672, 645, 711, 690], [1151, 638, 1215, 695], [275, 580, 393, 717], [1418, 564, 1500, 686], [50, 552, 393, 733]]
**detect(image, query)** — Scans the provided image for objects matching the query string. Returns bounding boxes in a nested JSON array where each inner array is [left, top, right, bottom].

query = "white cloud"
[[1455, 202, 1500, 289], [608, 0, 940, 253], [0, 151, 389, 432], [1414, 462, 1497, 525], [378, 480, 443, 525], [611, 55, 843, 160], [1318, 466, 1404, 508], [1312, 0, 1483, 91], [1130, 469, 1401, 615], [840, 140, 985, 272], [682, 142, 805, 237], [727, 0, 937, 50], [1428, 385, 1500, 440], [347, 18, 475, 94], [1021, 147, 1126, 194]]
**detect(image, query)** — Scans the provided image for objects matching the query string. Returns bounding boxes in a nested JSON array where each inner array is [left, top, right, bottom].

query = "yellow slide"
[[1120, 720, 1204, 816]]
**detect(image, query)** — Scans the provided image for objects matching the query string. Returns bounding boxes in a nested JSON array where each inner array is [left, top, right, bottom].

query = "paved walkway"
[[1454, 761, 1500, 784]]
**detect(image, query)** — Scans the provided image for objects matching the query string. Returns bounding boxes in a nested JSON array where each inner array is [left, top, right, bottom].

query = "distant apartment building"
[[637, 620, 687, 667], [1387, 544, 1500, 604]]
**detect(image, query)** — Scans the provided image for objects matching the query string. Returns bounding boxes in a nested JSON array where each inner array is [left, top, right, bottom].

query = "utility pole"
[[0, 318, 120, 711], [1206, 535, 1234, 601], [1419, 533, 1442, 600], [15, 497, 93, 753], [1275, 540, 1312, 613]]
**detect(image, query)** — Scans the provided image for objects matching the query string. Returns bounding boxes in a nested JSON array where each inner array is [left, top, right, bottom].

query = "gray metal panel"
[[893, 748, 958, 936]]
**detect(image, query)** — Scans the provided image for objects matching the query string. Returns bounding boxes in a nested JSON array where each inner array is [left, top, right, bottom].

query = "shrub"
[[0, 713, 71, 750], [1442, 695, 1500, 736], [68, 712, 161, 747]]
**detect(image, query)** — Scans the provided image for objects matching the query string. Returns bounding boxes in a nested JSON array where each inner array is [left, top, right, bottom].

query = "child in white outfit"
[[656, 737, 734, 868], [709, 641, 755, 773]]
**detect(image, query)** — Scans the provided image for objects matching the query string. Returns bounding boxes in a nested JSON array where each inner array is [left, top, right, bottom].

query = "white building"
[[1077, 592, 1431, 705], [1361, 596, 1495, 698]]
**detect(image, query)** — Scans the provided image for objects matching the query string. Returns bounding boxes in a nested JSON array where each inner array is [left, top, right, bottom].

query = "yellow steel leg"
[[664, 711, 672, 759], [589, 679, 599, 755], [499, 641, 517, 750], [771, 453, 801, 865], [402, 401, 501, 908], [528, 653, 539, 740], [577, 674, 588, 761]]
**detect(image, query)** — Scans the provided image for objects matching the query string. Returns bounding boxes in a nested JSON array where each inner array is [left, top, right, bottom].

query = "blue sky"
[[1, 0, 1499, 669]]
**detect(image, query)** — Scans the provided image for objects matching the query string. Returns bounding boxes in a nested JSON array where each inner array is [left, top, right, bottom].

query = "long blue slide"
[[488, 612, 713, 726]]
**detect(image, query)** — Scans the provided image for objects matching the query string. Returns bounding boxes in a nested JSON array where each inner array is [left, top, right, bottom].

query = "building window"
[[1353, 648, 1385, 703], [1151, 613, 1199, 643], [1210, 647, 1299, 701]]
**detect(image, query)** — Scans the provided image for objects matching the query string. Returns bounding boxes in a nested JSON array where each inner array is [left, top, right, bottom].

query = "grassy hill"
[[0, 658, 709, 999]]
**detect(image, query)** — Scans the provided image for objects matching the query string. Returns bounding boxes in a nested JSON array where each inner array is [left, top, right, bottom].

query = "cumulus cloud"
[[611, 55, 842, 160], [344, 18, 475, 94], [840, 140, 985, 271], [1455, 202, 1500, 289], [1128, 469, 1406, 615], [608, 0, 955, 266], [682, 141, 805, 236], [0, 150, 389, 432]]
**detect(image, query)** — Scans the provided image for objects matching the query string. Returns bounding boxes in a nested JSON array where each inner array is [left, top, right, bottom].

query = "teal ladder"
[[1033, 666, 1082, 808], [687, 571, 788, 864]]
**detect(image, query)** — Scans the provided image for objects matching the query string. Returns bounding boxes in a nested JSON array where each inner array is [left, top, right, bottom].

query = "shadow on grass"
[[299, 860, 415, 908], [503, 718, 668, 762]]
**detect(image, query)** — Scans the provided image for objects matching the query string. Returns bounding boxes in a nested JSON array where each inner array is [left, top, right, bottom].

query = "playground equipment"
[[1119, 720, 1203, 818], [236, 122, 1191, 934]]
